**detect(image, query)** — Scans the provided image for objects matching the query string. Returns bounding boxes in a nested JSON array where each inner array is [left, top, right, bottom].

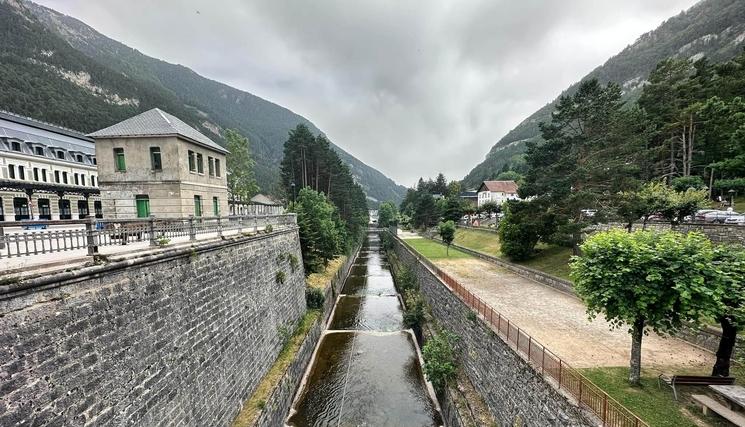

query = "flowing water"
[[287, 231, 443, 427]]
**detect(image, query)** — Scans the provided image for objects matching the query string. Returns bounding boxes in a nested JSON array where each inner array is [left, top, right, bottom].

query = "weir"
[[287, 231, 443, 426]]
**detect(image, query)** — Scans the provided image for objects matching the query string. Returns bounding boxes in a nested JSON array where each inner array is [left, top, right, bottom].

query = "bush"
[[499, 201, 545, 261], [422, 330, 458, 392], [671, 175, 706, 192], [275, 270, 286, 284], [396, 266, 418, 293], [402, 290, 426, 329], [306, 287, 325, 309]]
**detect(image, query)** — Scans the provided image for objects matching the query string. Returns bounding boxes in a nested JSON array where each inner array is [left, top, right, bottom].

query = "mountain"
[[0, 0, 407, 204], [463, 0, 745, 188]]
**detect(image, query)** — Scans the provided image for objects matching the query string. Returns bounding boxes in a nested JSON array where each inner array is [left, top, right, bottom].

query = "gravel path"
[[435, 258, 712, 371]]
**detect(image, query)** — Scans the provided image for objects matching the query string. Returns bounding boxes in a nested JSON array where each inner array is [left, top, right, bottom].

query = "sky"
[[37, 0, 700, 187]]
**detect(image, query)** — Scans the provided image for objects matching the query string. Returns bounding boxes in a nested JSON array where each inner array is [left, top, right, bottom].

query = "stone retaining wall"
[[0, 229, 305, 427], [249, 245, 358, 427], [591, 221, 745, 244], [392, 236, 595, 427]]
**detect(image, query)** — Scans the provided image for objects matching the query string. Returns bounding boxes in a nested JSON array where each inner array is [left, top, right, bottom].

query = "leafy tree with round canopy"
[[438, 220, 456, 256], [378, 201, 398, 228], [710, 245, 745, 377], [570, 229, 720, 386], [290, 187, 346, 273]]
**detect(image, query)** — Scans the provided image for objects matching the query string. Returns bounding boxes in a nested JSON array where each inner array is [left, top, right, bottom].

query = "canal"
[[287, 231, 443, 426]]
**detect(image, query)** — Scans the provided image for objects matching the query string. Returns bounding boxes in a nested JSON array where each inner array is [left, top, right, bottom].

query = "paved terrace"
[[399, 232, 712, 371], [0, 214, 294, 276]]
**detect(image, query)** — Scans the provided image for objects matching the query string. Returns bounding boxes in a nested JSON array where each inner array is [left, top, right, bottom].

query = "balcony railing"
[[0, 214, 296, 259]]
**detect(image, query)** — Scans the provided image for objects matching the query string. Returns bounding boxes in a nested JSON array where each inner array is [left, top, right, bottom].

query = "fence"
[[0, 214, 296, 259], [395, 236, 648, 427]]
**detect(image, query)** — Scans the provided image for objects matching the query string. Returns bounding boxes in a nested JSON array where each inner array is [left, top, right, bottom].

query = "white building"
[[0, 111, 100, 221], [477, 180, 520, 207]]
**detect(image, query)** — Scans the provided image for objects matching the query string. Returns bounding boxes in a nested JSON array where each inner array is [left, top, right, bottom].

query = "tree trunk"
[[712, 316, 738, 377], [629, 317, 645, 386]]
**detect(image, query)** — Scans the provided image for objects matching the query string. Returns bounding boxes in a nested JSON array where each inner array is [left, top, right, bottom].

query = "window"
[[41, 169, 47, 182], [54, 170, 60, 183], [135, 195, 150, 218], [92, 157, 97, 165], [196, 153, 204, 174], [74, 173, 79, 186], [150, 147, 162, 171], [77, 200, 89, 219], [34, 147, 44, 156], [33, 168, 39, 181], [0, 197, 4, 221], [194, 195, 202, 217], [215, 159, 221, 177], [91, 176, 96, 187], [81, 175, 86, 186], [213, 197, 219, 216], [76, 154, 83, 163], [188, 150, 196, 172], [58, 199, 71, 220], [62, 172, 68, 184], [208, 157, 215, 177], [8, 165, 15, 179], [113, 148, 126, 172], [94, 201, 103, 219], [38, 199, 51, 220], [56, 151, 65, 160], [13, 197, 29, 220], [18, 166, 25, 180], [11, 141, 21, 152]]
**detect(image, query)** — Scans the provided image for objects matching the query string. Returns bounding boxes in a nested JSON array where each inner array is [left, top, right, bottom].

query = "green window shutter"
[[194, 196, 202, 217], [213, 197, 219, 216]]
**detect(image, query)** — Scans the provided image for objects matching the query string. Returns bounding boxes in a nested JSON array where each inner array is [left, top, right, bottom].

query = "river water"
[[287, 231, 442, 426]]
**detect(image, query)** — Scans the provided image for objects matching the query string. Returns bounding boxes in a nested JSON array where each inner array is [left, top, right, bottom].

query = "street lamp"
[[291, 182, 296, 205], [729, 189, 736, 210]]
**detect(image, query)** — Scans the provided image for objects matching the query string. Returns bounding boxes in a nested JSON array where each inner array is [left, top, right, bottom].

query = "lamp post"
[[729, 189, 736, 210], [291, 182, 296, 205]]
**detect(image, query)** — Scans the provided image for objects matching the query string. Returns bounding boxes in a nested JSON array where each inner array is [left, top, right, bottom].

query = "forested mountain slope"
[[463, 0, 745, 188], [0, 0, 406, 203]]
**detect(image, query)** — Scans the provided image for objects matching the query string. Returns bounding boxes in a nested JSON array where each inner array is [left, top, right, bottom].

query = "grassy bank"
[[306, 256, 346, 289], [453, 228, 572, 280], [404, 238, 473, 260]]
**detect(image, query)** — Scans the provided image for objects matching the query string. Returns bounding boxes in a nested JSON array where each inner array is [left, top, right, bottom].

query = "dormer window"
[[56, 151, 65, 160], [34, 147, 44, 156], [11, 141, 21, 152], [76, 154, 83, 163]]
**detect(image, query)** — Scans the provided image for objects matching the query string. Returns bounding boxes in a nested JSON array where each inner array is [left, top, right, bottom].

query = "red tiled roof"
[[479, 180, 518, 193]]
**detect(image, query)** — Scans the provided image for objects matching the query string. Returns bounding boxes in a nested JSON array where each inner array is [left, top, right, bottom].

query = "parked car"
[[694, 209, 718, 222], [703, 210, 741, 223], [724, 215, 745, 225]]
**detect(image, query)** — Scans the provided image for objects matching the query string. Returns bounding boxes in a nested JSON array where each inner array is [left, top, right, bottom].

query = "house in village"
[[89, 108, 229, 219], [0, 110, 101, 221], [477, 180, 520, 207]]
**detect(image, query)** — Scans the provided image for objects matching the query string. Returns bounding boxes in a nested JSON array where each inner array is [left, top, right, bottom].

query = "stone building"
[[89, 108, 229, 219], [0, 110, 101, 221]]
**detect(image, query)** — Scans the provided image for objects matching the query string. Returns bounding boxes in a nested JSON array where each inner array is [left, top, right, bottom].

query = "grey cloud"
[[39, 0, 699, 186]]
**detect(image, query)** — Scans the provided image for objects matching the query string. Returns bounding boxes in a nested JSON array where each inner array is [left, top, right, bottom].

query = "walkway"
[[401, 235, 712, 371]]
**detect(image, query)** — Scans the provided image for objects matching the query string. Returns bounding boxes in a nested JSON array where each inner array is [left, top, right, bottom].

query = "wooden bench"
[[692, 394, 745, 426], [658, 374, 735, 400]]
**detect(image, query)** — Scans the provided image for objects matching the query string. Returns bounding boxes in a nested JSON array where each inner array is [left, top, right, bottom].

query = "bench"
[[692, 394, 745, 426], [658, 374, 735, 400]]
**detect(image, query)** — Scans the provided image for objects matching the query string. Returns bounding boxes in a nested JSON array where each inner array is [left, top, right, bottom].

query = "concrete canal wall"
[[0, 229, 305, 427], [392, 235, 596, 427]]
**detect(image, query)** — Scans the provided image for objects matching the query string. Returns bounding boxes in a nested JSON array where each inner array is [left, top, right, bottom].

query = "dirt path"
[[435, 258, 712, 371]]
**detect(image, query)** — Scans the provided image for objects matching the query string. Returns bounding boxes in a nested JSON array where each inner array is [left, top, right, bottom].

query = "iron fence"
[[0, 214, 296, 259], [396, 236, 648, 427]]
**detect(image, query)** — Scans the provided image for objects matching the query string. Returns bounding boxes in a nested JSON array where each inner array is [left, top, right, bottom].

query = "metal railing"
[[395, 236, 648, 427], [0, 214, 296, 259]]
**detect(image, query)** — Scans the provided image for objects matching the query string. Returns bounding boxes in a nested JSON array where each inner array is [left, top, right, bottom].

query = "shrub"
[[288, 254, 300, 272], [422, 330, 459, 392], [265, 224, 273, 233], [396, 266, 418, 293], [275, 270, 286, 284], [402, 290, 426, 329], [306, 287, 325, 309], [671, 175, 706, 192]]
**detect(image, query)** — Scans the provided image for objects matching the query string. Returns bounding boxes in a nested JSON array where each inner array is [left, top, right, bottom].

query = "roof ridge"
[[0, 109, 90, 138], [155, 108, 172, 125]]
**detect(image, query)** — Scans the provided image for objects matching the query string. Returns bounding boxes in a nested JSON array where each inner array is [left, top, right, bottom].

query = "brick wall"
[[392, 237, 596, 426], [0, 229, 305, 427]]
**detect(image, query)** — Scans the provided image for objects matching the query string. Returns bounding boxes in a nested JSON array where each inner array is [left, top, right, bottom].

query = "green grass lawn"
[[580, 366, 745, 427], [452, 228, 573, 280], [405, 238, 473, 260]]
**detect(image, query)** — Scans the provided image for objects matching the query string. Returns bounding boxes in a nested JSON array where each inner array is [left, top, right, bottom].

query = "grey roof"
[[0, 110, 95, 158], [88, 108, 228, 154]]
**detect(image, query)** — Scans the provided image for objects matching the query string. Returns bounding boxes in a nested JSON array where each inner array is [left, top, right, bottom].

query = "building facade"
[[0, 111, 101, 221], [477, 180, 520, 207], [90, 108, 229, 219]]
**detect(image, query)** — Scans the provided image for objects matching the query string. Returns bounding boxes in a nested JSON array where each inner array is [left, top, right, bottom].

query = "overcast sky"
[[38, 0, 699, 187]]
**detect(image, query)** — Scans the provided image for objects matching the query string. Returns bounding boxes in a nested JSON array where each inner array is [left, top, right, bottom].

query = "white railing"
[[0, 214, 296, 259]]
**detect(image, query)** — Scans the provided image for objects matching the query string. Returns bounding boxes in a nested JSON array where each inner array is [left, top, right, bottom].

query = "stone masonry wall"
[[392, 238, 596, 427], [0, 229, 306, 427], [591, 221, 745, 244]]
